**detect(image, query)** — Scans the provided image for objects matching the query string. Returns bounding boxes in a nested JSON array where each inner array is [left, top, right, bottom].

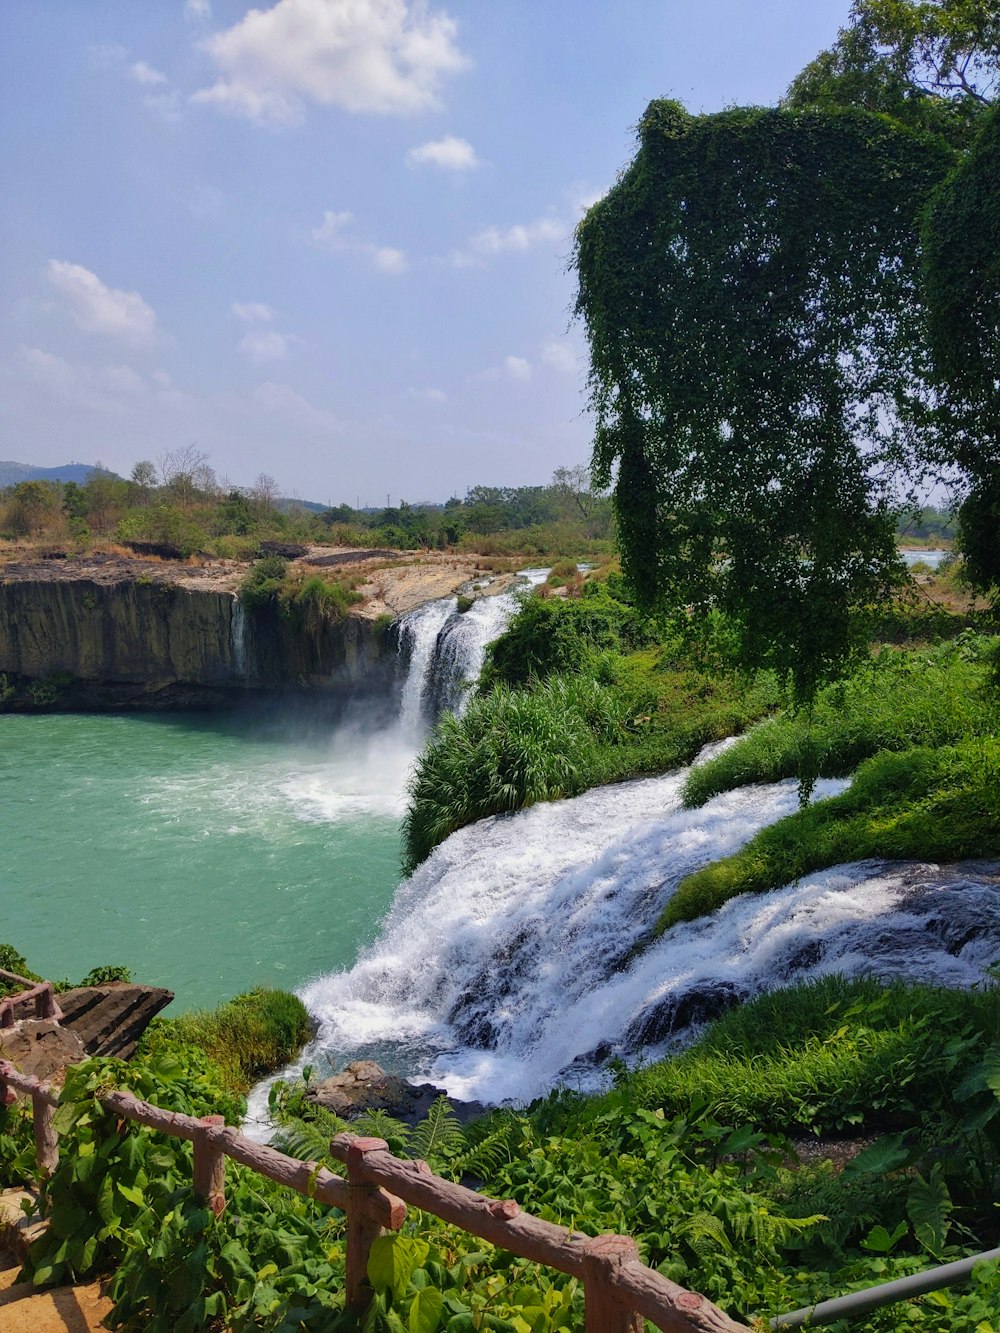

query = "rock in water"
[[307, 1059, 483, 1127]]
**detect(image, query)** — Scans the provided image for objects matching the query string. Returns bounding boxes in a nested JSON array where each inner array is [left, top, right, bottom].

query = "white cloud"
[[408, 386, 447, 403], [541, 340, 577, 374], [238, 329, 290, 363], [130, 60, 168, 86], [252, 381, 340, 433], [232, 301, 274, 323], [406, 134, 478, 171], [193, 0, 469, 127], [372, 246, 407, 274], [311, 210, 408, 273], [46, 261, 157, 345], [470, 216, 564, 256], [184, 0, 211, 18], [18, 346, 146, 415], [504, 355, 532, 382]]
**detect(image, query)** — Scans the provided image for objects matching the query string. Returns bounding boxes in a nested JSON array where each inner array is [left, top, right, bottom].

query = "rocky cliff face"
[[0, 560, 398, 709]]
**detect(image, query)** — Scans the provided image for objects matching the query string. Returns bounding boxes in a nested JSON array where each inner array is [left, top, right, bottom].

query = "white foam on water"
[[275, 754, 1000, 1112]]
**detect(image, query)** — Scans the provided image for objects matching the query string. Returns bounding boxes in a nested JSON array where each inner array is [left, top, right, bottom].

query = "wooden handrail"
[[0, 971, 62, 1028], [0, 1060, 750, 1332]]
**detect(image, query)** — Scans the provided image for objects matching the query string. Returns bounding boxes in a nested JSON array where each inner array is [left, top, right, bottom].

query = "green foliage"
[[281, 574, 362, 625], [663, 737, 1000, 927], [237, 556, 288, 611], [478, 583, 659, 691], [576, 99, 954, 703], [149, 989, 312, 1095], [618, 976, 1000, 1137], [0, 672, 14, 708], [785, 0, 991, 145], [922, 101, 1000, 597], [684, 634, 997, 807], [15, 1049, 351, 1332], [114, 505, 206, 558], [78, 964, 133, 986], [0, 942, 37, 986]]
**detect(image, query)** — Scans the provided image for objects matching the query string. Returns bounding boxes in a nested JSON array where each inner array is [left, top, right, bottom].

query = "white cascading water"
[[287, 745, 1000, 1106], [230, 596, 250, 679], [245, 575, 1000, 1132], [394, 569, 549, 730]]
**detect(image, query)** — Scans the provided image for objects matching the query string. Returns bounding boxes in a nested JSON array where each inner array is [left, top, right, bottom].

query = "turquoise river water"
[[0, 711, 409, 1010]]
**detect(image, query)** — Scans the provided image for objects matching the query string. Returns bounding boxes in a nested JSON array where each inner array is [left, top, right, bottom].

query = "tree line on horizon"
[[0, 451, 615, 559]]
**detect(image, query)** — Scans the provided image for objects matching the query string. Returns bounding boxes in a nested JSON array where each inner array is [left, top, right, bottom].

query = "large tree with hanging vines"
[[574, 100, 955, 701]]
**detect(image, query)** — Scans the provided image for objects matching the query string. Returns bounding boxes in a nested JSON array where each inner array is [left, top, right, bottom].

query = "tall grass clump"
[[403, 657, 783, 872], [661, 737, 1000, 928], [402, 676, 618, 872], [151, 988, 312, 1094], [614, 975, 1000, 1136], [684, 634, 998, 808]]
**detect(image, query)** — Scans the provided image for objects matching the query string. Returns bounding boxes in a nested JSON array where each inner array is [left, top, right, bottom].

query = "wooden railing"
[[0, 968, 62, 1029], [0, 1060, 750, 1333]]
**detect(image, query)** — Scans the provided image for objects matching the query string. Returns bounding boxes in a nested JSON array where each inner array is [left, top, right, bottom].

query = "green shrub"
[[662, 738, 1000, 928], [115, 505, 206, 558], [683, 634, 998, 808], [151, 988, 312, 1094], [237, 555, 287, 611], [78, 964, 132, 987], [479, 582, 659, 690], [282, 574, 361, 624], [0, 943, 39, 996]]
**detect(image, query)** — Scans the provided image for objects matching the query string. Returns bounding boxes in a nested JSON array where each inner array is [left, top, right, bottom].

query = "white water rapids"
[[245, 577, 1000, 1131]]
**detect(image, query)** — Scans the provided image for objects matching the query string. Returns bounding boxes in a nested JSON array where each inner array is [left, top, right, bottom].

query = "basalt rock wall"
[[0, 575, 398, 709]]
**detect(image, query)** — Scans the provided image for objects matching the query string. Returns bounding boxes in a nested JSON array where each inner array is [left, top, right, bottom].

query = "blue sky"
[[0, 0, 853, 505]]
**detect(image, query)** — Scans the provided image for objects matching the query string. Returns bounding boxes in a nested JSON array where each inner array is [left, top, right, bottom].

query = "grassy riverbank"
[[403, 565, 999, 891], [403, 581, 784, 871]]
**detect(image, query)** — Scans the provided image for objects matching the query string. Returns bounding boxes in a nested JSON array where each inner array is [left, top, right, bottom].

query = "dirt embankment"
[[0, 545, 517, 614]]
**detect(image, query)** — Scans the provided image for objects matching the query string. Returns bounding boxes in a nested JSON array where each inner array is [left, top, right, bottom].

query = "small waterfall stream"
[[393, 569, 548, 731]]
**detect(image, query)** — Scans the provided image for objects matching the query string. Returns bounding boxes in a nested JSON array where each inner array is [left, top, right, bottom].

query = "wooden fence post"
[[31, 1089, 59, 1177], [582, 1235, 644, 1333], [193, 1115, 226, 1216], [343, 1137, 391, 1310], [35, 986, 59, 1020]]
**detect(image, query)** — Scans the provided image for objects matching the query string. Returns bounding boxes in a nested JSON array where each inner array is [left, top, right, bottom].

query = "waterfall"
[[394, 569, 548, 729], [231, 596, 249, 679], [395, 597, 459, 735], [295, 754, 1000, 1106]]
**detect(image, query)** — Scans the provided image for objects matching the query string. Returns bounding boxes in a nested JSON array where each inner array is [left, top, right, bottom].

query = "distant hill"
[[0, 461, 110, 487]]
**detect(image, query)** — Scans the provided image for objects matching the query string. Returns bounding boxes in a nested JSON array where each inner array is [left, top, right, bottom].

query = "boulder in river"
[[307, 1059, 484, 1127]]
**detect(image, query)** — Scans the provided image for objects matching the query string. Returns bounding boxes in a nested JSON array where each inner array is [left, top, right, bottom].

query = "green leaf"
[[981, 1045, 1000, 1099], [369, 1235, 430, 1300], [908, 1167, 952, 1256], [842, 1134, 910, 1181], [117, 1182, 146, 1208], [861, 1222, 908, 1254], [409, 1286, 445, 1333]]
